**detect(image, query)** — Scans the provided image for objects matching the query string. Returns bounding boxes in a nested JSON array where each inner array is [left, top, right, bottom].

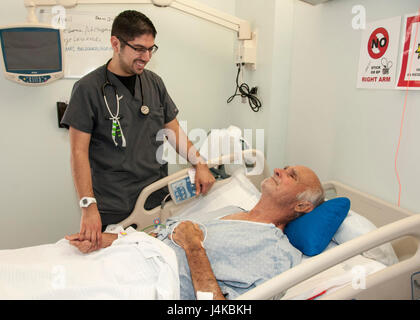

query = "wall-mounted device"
[[0, 24, 64, 86], [57, 101, 68, 128]]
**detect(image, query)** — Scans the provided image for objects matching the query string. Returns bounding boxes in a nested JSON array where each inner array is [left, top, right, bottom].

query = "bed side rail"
[[117, 149, 268, 230], [323, 180, 416, 260], [235, 214, 420, 300], [322, 181, 414, 225]]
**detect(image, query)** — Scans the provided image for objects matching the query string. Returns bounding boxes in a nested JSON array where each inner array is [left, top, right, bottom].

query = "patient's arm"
[[172, 221, 226, 300], [65, 233, 117, 253]]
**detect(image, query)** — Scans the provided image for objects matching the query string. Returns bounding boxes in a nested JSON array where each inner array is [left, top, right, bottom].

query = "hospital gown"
[[157, 206, 303, 300]]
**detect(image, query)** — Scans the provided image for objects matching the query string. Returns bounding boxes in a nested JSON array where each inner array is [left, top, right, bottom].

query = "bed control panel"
[[168, 173, 197, 205]]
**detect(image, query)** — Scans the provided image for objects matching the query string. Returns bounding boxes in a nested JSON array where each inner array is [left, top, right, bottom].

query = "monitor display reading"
[[1, 29, 61, 73]]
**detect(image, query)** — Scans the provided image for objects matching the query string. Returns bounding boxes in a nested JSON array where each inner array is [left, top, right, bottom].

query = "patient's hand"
[[65, 234, 95, 253], [65, 233, 117, 253], [171, 221, 204, 250]]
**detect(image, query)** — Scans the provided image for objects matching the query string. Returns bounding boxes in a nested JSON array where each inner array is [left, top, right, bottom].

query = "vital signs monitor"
[[0, 24, 64, 85]]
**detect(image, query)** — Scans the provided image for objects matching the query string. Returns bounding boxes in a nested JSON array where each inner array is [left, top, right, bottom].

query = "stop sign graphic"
[[367, 27, 389, 59]]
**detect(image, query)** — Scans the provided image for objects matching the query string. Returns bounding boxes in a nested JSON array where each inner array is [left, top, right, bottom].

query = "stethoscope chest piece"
[[140, 105, 150, 116]]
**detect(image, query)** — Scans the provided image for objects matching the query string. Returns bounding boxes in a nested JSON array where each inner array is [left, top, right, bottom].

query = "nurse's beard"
[[132, 59, 146, 74], [118, 56, 144, 76]]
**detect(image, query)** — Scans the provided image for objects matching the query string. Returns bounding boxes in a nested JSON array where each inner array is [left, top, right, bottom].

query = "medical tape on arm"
[[170, 220, 207, 248], [196, 291, 214, 300]]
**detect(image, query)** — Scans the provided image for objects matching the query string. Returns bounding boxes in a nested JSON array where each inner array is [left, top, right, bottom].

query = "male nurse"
[[61, 10, 215, 250]]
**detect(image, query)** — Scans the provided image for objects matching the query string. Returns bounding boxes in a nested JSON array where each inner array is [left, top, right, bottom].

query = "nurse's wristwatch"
[[79, 197, 97, 208]]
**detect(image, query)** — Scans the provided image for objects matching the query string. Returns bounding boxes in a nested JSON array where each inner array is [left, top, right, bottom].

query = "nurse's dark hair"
[[111, 10, 157, 43]]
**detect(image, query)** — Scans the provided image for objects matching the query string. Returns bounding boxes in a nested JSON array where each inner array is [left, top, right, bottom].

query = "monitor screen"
[[1, 28, 62, 73]]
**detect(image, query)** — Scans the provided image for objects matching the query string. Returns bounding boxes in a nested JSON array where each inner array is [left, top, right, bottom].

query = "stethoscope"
[[102, 59, 150, 148]]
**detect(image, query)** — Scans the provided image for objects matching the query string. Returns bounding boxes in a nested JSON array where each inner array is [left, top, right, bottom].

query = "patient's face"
[[262, 165, 320, 206]]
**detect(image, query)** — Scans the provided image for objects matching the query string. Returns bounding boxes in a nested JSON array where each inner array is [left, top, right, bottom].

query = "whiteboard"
[[38, 9, 114, 79]]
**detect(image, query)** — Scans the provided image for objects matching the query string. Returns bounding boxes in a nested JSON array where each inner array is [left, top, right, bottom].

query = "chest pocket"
[[148, 106, 165, 145]]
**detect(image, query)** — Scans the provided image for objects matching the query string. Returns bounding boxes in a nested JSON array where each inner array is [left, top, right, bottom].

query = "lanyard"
[[103, 92, 126, 147]]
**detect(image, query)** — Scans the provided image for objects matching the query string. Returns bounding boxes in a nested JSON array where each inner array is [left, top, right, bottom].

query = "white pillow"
[[332, 210, 399, 266], [177, 168, 261, 218]]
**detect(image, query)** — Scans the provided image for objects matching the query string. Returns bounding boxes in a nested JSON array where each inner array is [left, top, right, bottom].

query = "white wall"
[[0, 0, 237, 249], [232, 0, 295, 170], [286, 0, 420, 213]]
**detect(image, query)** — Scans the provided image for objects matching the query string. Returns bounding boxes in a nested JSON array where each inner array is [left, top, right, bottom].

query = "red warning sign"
[[397, 14, 420, 89], [367, 27, 389, 59], [357, 17, 401, 89]]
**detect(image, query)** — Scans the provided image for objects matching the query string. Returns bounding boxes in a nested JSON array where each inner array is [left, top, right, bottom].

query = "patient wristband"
[[102, 225, 136, 239], [116, 227, 137, 239], [118, 231, 128, 238]]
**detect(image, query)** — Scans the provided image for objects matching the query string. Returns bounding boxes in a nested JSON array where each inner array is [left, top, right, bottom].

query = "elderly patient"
[[67, 165, 324, 300]]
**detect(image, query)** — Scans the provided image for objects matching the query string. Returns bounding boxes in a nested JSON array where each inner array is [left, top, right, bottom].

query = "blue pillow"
[[284, 197, 350, 256]]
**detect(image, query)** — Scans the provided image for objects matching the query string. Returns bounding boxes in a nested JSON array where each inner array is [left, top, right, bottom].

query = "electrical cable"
[[227, 63, 262, 112], [140, 223, 166, 233], [161, 193, 171, 209]]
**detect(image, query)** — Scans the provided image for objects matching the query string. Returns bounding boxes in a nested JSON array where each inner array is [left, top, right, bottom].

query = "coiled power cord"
[[227, 63, 262, 112]]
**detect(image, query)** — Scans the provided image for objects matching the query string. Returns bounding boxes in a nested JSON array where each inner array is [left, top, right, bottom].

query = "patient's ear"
[[295, 201, 314, 214]]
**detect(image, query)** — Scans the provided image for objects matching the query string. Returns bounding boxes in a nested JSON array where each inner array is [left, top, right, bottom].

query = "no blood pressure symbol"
[[368, 27, 389, 59]]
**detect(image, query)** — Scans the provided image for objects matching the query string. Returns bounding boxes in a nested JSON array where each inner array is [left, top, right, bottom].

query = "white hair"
[[296, 186, 325, 208], [292, 186, 325, 220]]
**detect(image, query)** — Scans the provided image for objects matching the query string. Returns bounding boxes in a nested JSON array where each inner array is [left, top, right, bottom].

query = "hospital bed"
[[117, 149, 420, 300]]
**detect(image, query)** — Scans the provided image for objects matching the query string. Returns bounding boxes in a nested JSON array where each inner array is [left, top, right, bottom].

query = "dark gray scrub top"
[[61, 64, 179, 225]]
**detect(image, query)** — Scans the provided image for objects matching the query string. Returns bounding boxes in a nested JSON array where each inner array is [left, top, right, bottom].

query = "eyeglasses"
[[118, 37, 159, 55]]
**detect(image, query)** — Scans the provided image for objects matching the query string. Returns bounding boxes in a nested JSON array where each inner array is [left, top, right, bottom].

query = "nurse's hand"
[[194, 164, 215, 196], [79, 206, 102, 251]]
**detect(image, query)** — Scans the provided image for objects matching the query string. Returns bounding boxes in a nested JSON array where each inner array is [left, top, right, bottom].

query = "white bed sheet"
[[281, 254, 386, 300], [0, 232, 179, 300], [177, 168, 261, 217]]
